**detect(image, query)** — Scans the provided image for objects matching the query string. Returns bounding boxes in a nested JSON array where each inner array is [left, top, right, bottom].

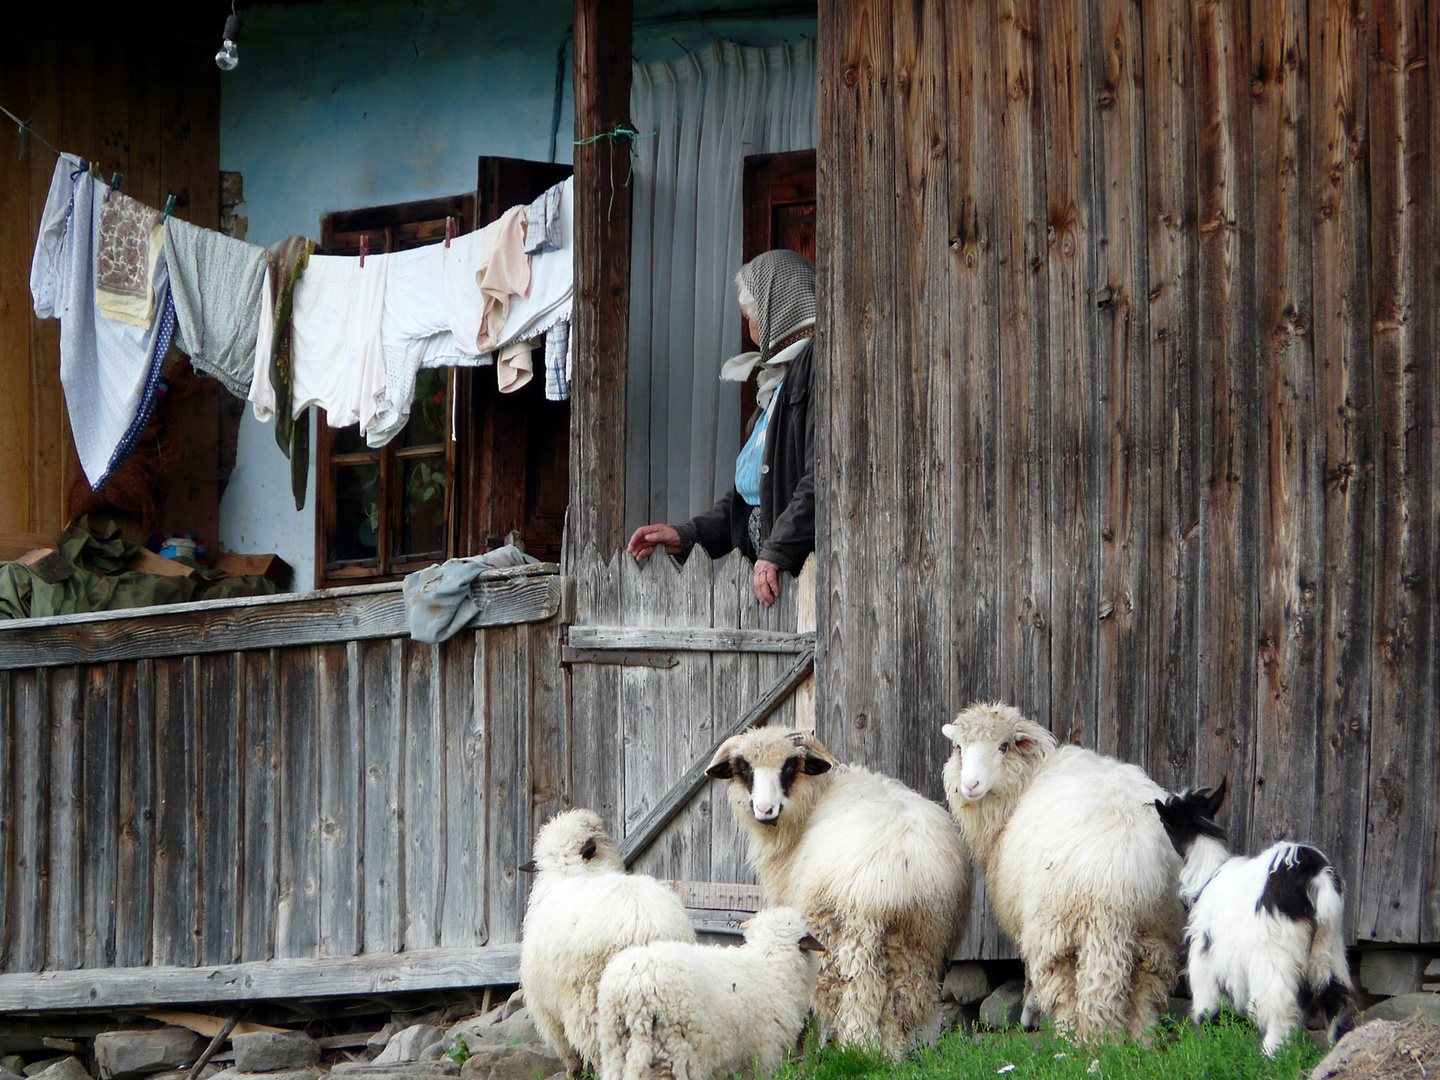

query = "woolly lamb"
[[1155, 781, 1354, 1055], [596, 906, 824, 1080], [705, 727, 970, 1057], [519, 808, 697, 1075], [941, 702, 1183, 1041]]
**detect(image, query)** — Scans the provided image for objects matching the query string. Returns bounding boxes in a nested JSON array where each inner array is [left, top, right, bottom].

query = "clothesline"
[[0, 103, 67, 162]]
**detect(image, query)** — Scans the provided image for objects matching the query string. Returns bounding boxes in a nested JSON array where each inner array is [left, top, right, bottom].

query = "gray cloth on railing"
[[402, 545, 539, 643]]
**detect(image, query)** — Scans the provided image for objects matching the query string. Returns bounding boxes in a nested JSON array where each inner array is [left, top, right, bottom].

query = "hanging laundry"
[[474, 204, 530, 358], [524, 180, 564, 255], [95, 190, 165, 328], [250, 235, 314, 510], [543, 319, 570, 401], [30, 159, 174, 491], [164, 216, 269, 399], [488, 177, 574, 400]]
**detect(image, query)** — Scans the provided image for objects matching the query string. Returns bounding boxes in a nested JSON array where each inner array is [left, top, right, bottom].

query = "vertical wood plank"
[[116, 660, 154, 968], [442, 632, 488, 947], [529, 620, 568, 835], [569, 0, 632, 556], [0, 42, 35, 535], [1092, 0, 1156, 765], [486, 626, 529, 943], [1311, 0, 1374, 938], [276, 648, 319, 958], [47, 667, 82, 970], [568, 549, 623, 835], [403, 642, 444, 951], [9, 670, 47, 972], [152, 658, 194, 966], [1251, 0, 1323, 846], [240, 650, 279, 962], [82, 664, 120, 968], [0, 672, 12, 968], [994, 0, 1052, 728], [318, 642, 362, 957], [708, 551, 759, 886], [1042, 0, 1099, 751], [361, 639, 403, 954], [1145, 0, 1203, 789], [198, 653, 240, 965], [657, 553, 712, 881], [621, 554, 676, 878], [1360, 0, 1435, 943]]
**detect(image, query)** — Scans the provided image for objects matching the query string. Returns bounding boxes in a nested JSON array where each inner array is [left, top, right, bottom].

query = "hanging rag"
[[401, 545, 541, 644], [31, 163, 175, 489], [164, 216, 269, 399], [543, 319, 570, 401], [490, 177, 575, 397], [262, 235, 314, 510], [523, 181, 564, 255], [474, 204, 530, 359], [285, 253, 389, 430], [95, 190, 165, 328]]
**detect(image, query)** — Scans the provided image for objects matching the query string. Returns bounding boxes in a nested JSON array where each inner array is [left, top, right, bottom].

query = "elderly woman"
[[627, 249, 815, 606]]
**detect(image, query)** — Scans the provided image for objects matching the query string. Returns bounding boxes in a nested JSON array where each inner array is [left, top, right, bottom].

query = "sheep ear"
[[941, 723, 958, 743], [1013, 732, 1040, 754], [518, 859, 538, 874], [790, 731, 837, 771], [580, 838, 598, 861], [706, 735, 743, 779], [798, 934, 826, 953]]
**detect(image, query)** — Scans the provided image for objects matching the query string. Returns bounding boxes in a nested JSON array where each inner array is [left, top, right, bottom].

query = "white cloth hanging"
[[625, 38, 818, 530]]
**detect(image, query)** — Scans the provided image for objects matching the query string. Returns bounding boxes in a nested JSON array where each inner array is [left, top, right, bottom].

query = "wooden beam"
[[566, 627, 816, 654], [619, 648, 814, 866], [560, 647, 678, 669], [0, 570, 561, 670], [568, 0, 632, 559], [0, 947, 521, 1011]]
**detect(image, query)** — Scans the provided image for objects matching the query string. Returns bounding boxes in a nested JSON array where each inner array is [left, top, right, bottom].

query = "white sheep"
[[941, 702, 1183, 1041], [596, 906, 824, 1080], [519, 808, 697, 1075], [705, 727, 970, 1057], [1155, 782, 1354, 1055]]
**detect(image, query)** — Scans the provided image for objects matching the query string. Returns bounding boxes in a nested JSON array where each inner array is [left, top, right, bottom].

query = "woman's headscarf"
[[720, 249, 816, 406]]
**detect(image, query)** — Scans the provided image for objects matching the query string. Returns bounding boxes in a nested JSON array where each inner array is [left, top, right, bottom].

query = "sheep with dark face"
[[1156, 782, 1354, 1055], [519, 808, 696, 1076], [942, 702, 1183, 1042], [706, 727, 970, 1057]]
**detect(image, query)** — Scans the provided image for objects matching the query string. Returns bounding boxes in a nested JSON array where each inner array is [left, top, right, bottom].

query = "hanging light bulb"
[[215, 13, 241, 71]]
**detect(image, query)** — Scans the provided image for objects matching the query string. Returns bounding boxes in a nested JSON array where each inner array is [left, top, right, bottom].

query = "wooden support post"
[[569, 0, 633, 560]]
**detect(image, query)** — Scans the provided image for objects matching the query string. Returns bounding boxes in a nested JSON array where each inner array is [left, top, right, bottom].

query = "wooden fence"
[[0, 570, 562, 1009]]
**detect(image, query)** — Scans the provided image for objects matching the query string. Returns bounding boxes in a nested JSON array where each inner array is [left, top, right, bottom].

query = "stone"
[[95, 1030, 208, 1080], [911, 1000, 963, 1047], [3, 1058, 25, 1076], [143, 1069, 220, 1080], [942, 963, 992, 1006], [1309, 1018, 1440, 1080], [417, 1044, 448, 1064], [368, 1025, 407, 1055], [1425, 959, 1440, 989], [23, 1061, 68, 1078], [459, 1046, 563, 1080], [329, 1066, 458, 1079], [451, 1014, 534, 1053], [1359, 992, 1440, 1026], [31, 1059, 91, 1080], [1, 1066, 26, 1080], [498, 992, 525, 1023], [978, 979, 1025, 1030], [220, 1071, 321, 1080], [1359, 951, 1432, 997], [231, 1032, 321, 1074], [373, 1028, 447, 1067]]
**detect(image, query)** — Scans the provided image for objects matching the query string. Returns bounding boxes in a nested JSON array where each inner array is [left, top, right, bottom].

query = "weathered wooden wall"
[[0, 582, 564, 1004], [0, 30, 224, 560], [817, 0, 1438, 948]]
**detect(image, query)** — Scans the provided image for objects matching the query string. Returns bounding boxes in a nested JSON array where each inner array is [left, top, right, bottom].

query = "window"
[[313, 159, 572, 589]]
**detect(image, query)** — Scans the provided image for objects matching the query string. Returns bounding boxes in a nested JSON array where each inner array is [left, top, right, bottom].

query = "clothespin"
[[359, 234, 369, 268], [444, 216, 455, 248], [104, 171, 123, 202], [16, 121, 27, 162], [160, 194, 177, 225]]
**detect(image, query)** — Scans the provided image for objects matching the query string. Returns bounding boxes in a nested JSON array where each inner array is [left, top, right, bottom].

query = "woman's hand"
[[753, 559, 781, 606], [628, 523, 682, 561]]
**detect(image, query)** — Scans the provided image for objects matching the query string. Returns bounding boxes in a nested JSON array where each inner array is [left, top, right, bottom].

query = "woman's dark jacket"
[[674, 340, 814, 573]]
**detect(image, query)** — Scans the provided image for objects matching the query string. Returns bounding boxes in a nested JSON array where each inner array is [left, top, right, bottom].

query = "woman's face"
[[746, 311, 762, 349]]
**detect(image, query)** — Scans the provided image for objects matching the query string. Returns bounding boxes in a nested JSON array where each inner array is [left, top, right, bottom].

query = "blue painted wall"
[[217, 0, 815, 588]]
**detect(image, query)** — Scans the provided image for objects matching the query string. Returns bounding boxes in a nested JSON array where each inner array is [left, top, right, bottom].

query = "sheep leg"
[[532, 1004, 583, 1077], [826, 918, 888, 1053], [1071, 911, 1135, 1041], [1125, 928, 1178, 1040], [878, 923, 941, 1054], [1025, 920, 1079, 1035], [620, 1012, 657, 1080], [1020, 972, 1043, 1031]]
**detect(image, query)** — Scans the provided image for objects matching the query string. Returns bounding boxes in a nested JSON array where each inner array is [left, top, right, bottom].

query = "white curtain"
[[626, 38, 818, 532]]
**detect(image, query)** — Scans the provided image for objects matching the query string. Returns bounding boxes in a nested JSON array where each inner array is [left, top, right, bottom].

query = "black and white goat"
[[1155, 781, 1354, 1055]]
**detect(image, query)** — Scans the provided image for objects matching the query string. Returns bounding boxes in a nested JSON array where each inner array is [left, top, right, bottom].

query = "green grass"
[[772, 1016, 1327, 1080]]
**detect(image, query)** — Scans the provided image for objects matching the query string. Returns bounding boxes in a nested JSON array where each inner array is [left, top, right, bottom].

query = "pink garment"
[[474, 205, 530, 365]]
